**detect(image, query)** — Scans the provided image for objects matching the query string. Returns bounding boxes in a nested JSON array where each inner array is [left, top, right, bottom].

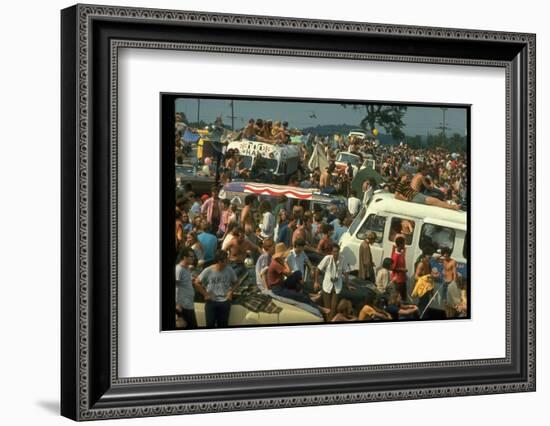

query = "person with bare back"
[[438, 246, 457, 311], [395, 173, 460, 210], [410, 168, 432, 193], [240, 194, 257, 235], [222, 226, 260, 276], [243, 118, 256, 140], [319, 164, 336, 194]]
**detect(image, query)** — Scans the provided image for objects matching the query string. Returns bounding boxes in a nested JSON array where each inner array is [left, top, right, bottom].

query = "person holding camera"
[[314, 243, 353, 320]]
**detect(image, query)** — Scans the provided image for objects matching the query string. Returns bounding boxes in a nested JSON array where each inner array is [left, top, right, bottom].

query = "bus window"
[[388, 217, 415, 246], [419, 223, 456, 254], [357, 214, 386, 243], [285, 157, 298, 174], [264, 158, 277, 172], [240, 155, 253, 169]]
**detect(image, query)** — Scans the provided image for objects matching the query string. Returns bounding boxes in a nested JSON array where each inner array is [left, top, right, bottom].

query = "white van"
[[339, 191, 467, 303]]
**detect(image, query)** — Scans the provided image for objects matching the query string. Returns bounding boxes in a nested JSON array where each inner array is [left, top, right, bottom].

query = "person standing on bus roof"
[[243, 118, 256, 140], [348, 190, 362, 217]]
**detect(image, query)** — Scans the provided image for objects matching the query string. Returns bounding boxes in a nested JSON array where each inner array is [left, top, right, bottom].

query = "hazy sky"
[[175, 97, 468, 137]]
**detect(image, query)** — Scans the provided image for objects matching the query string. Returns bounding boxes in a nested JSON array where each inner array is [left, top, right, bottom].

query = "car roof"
[[367, 192, 466, 225]]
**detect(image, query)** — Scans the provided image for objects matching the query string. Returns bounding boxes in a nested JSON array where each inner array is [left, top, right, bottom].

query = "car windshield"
[[337, 152, 360, 166]]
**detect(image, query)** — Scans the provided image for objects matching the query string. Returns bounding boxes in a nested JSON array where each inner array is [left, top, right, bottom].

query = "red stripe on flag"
[[244, 185, 312, 200]]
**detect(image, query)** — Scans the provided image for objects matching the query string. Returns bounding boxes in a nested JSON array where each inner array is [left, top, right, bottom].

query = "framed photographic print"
[[61, 4, 536, 421]]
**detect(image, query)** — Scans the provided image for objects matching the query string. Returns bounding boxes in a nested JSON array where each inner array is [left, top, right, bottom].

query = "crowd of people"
[[174, 114, 468, 329]]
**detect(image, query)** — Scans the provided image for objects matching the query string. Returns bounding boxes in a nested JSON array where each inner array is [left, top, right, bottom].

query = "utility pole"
[[227, 100, 235, 130], [436, 107, 449, 145], [197, 98, 201, 127]]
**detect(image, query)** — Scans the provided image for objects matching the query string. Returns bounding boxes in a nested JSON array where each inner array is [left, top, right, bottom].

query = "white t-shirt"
[[347, 197, 362, 216], [175, 264, 195, 310], [375, 268, 390, 293], [198, 265, 238, 302], [362, 186, 374, 204], [255, 252, 271, 291], [317, 255, 350, 294], [260, 212, 275, 238]]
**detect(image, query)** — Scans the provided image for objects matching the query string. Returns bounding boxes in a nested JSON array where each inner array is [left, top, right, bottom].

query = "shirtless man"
[[224, 149, 236, 171], [292, 217, 315, 251], [240, 194, 257, 235], [415, 251, 432, 279], [395, 174, 460, 210], [410, 168, 432, 193], [320, 165, 336, 194], [243, 119, 256, 139], [319, 167, 330, 188], [235, 155, 250, 179], [439, 246, 457, 308], [271, 121, 287, 144], [222, 226, 260, 275]]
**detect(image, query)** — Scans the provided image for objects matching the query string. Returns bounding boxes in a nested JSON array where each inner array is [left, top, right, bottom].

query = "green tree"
[[342, 104, 407, 140]]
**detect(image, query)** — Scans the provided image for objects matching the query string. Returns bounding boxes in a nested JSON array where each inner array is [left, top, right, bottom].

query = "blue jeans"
[[205, 300, 231, 328], [423, 187, 445, 201], [271, 271, 317, 307]]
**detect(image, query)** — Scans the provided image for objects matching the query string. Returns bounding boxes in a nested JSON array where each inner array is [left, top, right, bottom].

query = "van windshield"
[[349, 207, 366, 235], [337, 152, 360, 166]]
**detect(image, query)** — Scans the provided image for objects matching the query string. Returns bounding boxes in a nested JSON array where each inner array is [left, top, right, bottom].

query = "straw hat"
[[272, 242, 289, 259]]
